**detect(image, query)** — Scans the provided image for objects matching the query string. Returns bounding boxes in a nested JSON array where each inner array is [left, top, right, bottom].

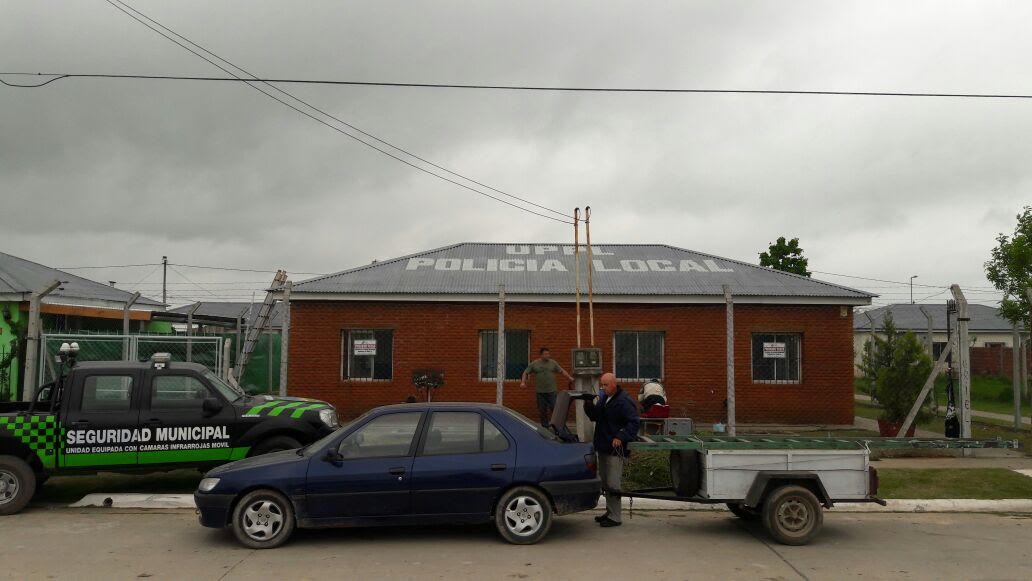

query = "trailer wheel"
[[0, 455, 36, 516], [727, 502, 760, 521], [669, 450, 701, 497], [762, 485, 822, 545]]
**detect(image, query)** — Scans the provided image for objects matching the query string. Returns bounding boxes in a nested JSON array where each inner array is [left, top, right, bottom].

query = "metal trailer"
[[620, 434, 1021, 545]]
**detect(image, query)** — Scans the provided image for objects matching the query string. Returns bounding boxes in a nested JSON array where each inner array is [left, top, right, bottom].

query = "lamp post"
[[910, 275, 918, 304]]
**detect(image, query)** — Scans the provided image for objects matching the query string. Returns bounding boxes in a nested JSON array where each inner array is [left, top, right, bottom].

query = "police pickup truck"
[[0, 348, 339, 515]]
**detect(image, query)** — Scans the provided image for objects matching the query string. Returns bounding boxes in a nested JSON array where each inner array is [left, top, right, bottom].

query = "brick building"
[[286, 243, 872, 425]]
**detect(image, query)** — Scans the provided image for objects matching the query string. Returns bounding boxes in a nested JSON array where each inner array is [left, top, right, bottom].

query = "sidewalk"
[[856, 393, 1030, 426]]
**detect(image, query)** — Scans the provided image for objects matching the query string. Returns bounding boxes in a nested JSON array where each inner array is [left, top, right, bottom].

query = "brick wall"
[[971, 344, 1030, 379], [287, 301, 855, 425]]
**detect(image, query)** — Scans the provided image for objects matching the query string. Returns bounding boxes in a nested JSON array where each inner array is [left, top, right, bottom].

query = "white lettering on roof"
[[404, 257, 734, 273]]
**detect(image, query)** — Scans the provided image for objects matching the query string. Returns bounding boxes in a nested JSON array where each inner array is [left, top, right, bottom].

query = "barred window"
[[752, 333, 801, 383], [479, 330, 530, 380], [614, 331, 664, 380], [343, 330, 394, 380]]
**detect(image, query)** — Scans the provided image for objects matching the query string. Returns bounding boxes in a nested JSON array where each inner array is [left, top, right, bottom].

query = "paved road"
[[1, 508, 1029, 580]]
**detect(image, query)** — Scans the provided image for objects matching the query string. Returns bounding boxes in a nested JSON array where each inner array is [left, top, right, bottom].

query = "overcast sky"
[[2, 0, 1028, 308]]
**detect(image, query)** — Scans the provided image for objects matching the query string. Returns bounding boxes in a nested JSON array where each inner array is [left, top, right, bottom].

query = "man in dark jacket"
[[583, 372, 640, 527]]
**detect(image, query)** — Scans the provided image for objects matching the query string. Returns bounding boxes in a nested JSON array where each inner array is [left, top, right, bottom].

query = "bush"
[[875, 331, 933, 423]]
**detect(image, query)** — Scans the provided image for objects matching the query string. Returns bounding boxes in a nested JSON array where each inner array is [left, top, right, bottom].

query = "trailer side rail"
[[630, 434, 1020, 451]]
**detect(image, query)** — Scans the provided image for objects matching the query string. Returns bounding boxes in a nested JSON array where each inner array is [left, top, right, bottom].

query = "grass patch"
[[38, 469, 203, 504], [856, 375, 1031, 416], [878, 468, 1032, 499], [855, 401, 1032, 454]]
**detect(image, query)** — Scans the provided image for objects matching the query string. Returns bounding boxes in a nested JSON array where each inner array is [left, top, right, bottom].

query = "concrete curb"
[[68, 493, 1032, 514]]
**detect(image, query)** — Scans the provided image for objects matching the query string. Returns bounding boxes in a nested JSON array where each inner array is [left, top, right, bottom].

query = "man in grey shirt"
[[521, 347, 573, 427]]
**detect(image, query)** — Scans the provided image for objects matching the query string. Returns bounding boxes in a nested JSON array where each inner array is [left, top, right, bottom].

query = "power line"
[[57, 262, 161, 269], [7, 71, 1032, 101], [167, 265, 218, 298], [97, 0, 571, 225], [168, 262, 327, 275]]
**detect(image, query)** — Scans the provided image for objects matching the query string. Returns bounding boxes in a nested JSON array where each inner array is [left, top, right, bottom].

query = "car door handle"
[[490, 463, 507, 471], [388, 467, 406, 476]]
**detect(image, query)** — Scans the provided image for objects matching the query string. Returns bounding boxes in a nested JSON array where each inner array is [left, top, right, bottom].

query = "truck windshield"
[[203, 370, 246, 402]]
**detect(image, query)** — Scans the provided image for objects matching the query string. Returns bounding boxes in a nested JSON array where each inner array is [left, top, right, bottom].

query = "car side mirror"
[[202, 397, 223, 416], [323, 448, 344, 463]]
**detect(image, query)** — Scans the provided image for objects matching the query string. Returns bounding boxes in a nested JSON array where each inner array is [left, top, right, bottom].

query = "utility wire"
[[57, 262, 161, 269], [98, 0, 571, 224], [168, 264, 218, 297], [169, 262, 327, 276], [7, 71, 1032, 101]]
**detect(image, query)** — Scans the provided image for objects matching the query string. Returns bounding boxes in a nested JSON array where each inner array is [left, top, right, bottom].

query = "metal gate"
[[39, 333, 223, 384]]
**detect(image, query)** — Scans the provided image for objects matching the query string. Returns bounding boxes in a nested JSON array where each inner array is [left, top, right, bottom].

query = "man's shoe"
[[594, 513, 610, 523], [599, 517, 622, 528]]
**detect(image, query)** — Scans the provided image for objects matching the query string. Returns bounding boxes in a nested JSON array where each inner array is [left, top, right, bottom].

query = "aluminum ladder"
[[234, 269, 287, 381]]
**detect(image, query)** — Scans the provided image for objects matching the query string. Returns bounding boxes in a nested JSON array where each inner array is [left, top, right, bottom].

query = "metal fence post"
[[279, 281, 291, 397], [186, 302, 200, 363], [1013, 326, 1022, 429], [496, 284, 505, 405], [22, 279, 61, 401], [722, 285, 735, 436]]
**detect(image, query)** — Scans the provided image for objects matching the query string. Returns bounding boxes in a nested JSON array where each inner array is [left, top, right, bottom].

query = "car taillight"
[[869, 467, 879, 496], [584, 453, 597, 475]]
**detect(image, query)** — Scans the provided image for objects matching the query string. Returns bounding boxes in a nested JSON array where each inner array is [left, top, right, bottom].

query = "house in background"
[[166, 301, 283, 334], [0, 251, 166, 400], [853, 303, 1023, 371]]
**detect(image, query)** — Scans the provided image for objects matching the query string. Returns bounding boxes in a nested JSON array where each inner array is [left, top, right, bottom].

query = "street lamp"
[[910, 275, 918, 304]]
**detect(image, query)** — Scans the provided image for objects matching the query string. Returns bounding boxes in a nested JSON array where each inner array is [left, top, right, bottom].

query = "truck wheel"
[[495, 486, 553, 545], [231, 489, 296, 549], [762, 485, 823, 546], [669, 450, 701, 497], [0, 455, 36, 516], [727, 502, 760, 521], [249, 436, 302, 456]]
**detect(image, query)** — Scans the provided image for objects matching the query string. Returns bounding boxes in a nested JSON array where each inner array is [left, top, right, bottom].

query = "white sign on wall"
[[353, 339, 377, 356], [762, 342, 786, 358]]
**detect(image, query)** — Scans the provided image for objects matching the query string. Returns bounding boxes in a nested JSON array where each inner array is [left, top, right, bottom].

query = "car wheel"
[[762, 485, 823, 546], [231, 489, 296, 549], [249, 436, 303, 457], [0, 455, 36, 516], [726, 502, 760, 520], [495, 486, 553, 545]]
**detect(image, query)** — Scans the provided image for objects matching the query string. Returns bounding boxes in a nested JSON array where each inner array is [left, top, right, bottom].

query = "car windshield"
[[203, 370, 246, 402], [502, 408, 558, 441]]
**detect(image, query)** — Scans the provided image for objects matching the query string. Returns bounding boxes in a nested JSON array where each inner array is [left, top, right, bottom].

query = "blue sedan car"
[[195, 403, 600, 548]]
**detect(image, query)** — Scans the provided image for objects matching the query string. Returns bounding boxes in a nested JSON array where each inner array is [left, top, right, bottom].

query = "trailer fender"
[[744, 471, 833, 509]]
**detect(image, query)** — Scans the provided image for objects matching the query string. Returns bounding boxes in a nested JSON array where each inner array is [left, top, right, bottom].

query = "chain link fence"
[[39, 333, 223, 384]]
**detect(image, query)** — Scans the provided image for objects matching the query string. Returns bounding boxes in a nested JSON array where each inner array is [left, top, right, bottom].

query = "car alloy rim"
[[242, 499, 284, 541], [0, 470, 18, 506], [504, 496, 544, 536], [776, 498, 810, 533]]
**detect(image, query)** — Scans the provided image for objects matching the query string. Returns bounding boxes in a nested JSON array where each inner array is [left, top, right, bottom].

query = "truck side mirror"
[[202, 397, 223, 416]]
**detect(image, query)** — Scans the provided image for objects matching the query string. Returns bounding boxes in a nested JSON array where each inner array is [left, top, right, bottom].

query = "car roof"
[[374, 402, 512, 413], [71, 360, 211, 373]]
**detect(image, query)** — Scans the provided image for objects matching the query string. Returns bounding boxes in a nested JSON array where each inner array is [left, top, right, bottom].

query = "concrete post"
[[1013, 326, 1022, 429], [496, 285, 505, 405], [723, 284, 735, 436], [122, 292, 140, 361], [950, 285, 972, 439], [279, 281, 291, 397], [185, 302, 200, 363], [22, 279, 61, 400]]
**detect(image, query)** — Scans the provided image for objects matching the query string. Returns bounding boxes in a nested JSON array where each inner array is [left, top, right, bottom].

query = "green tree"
[[759, 236, 811, 277], [875, 330, 933, 423], [985, 205, 1032, 326], [857, 312, 898, 383]]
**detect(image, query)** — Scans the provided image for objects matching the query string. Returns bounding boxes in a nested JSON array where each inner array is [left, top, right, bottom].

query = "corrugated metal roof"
[[0, 252, 163, 307], [291, 243, 873, 301], [854, 303, 1017, 332], [168, 301, 283, 328]]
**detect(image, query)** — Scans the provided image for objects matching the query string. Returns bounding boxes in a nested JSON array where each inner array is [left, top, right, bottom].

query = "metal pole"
[[573, 208, 581, 348], [496, 284, 505, 405], [1013, 326, 1022, 429], [123, 292, 140, 361], [950, 285, 972, 439], [584, 206, 595, 346], [161, 255, 167, 305], [235, 306, 247, 372], [186, 302, 200, 363], [723, 285, 735, 436], [22, 279, 61, 401], [910, 275, 918, 304], [279, 281, 291, 396], [223, 338, 232, 380]]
